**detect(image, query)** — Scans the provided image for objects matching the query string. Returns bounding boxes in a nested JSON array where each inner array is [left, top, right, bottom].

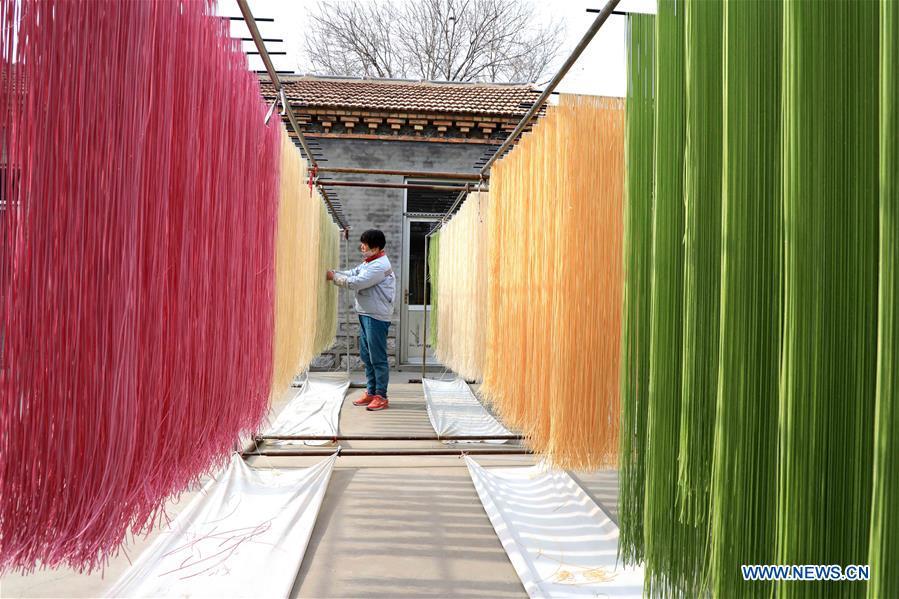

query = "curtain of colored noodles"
[[272, 127, 310, 398], [546, 96, 623, 469], [427, 232, 440, 347], [435, 192, 489, 381], [776, 1, 879, 597], [271, 127, 338, 392], [677, 0, 722, 525], [618, 12, 655, 568], [314, 199, 340, 357], [707, 0, 782, 596], [619, 1, 889, 595], [483, 104, 541, 445], [482, 95, 623, 469], [522, 108, 557, 453], [291, 168, 326, 371], [484, 112, 551, 439], [869, 1, 898, 595], [436, 230, 455, 370], [0, 0, 279, 572], [642, 0, 706, 595]]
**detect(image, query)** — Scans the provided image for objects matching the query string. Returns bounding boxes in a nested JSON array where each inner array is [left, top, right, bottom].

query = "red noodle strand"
[[0, 0, 280, 572]]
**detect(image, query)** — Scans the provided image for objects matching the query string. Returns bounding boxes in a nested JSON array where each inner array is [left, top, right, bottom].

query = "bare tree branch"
[[302, 0, 564, 83]]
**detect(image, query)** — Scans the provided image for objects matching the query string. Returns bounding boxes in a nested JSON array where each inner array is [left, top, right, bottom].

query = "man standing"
[[327, 229, 396, 411]]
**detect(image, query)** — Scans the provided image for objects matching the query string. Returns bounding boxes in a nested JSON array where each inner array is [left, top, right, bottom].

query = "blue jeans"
[[358, 315, 390, 397]]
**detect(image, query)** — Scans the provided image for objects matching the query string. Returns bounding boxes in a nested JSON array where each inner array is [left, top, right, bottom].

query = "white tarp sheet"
[[465, 457, 644, 598], [422, 377, 512, 443], [265, 375, 349, 445], [107, 454, 336, 599]]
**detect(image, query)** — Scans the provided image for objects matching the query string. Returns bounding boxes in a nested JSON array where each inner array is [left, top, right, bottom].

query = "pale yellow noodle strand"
[[479, 95, 624, 469], [271, 127, 340, 388], [435, 191, 489, 380], [271, 127, 312, 399], [313, 198, 340, 356]]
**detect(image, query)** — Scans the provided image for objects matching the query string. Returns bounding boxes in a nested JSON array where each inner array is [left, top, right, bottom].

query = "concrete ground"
[[1, 376, 620, 599]]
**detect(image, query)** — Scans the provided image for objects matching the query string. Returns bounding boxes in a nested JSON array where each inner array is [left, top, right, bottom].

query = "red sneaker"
[[353, 391, 376, 406], [366, 395, 389, 411]]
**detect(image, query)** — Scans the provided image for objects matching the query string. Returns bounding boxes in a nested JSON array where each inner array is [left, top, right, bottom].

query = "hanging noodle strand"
[[868, 1, 898, 595], [435, 191, 489, 381], [0, 0, 281, 572], [618, 12, 655, 568], [478, 94, 624, 470]]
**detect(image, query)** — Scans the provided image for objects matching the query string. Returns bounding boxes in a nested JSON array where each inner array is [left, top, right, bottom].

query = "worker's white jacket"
[[333, 254, 396, 322]]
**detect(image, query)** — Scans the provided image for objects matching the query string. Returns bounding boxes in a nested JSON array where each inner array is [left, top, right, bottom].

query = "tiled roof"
[[260, 76, 542, 117]]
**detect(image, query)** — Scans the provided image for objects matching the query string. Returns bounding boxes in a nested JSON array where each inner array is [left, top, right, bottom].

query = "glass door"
[[400, 217, 439, 365]]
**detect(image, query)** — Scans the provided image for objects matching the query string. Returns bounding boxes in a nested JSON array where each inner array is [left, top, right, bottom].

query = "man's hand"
[[326, 270, 335, 281]]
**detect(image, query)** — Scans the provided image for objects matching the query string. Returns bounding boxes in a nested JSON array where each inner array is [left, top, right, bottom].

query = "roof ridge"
[[259, 75, 543, 117], [278, 74, 537, 90]]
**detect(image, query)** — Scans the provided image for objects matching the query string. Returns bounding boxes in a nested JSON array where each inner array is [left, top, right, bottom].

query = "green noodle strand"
[[707, 0, 782, 596], [643, 1, 706, 595], [868, 0, 898, 595], [619, 12, 655, 568], [677, 0, 724, 526], [777, 1, 879, 596]]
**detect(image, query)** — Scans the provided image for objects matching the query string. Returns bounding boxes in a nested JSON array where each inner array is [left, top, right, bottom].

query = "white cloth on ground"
[[265, 375, 349, 445], [465, 457, 644, 598], [107, 453, 336, 599], [422, 377, 512, 443]]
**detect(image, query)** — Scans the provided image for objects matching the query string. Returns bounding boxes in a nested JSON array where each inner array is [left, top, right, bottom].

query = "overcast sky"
[[219, 0, 657, 97]]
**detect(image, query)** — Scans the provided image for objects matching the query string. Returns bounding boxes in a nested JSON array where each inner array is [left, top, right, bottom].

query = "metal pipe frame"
[[413, 1, 621, 370], [319, 180, 476, 192], [589, 9, 648, 16], [316, 167, 484, 181], [476, 0, 621, 178], [431, 185, 473, 232], [424, 0, 621, 238], [407, 378, 477, 385], [243, 447, 533, 457], [226, 15, 274, 21], [256, 434, 523, 442], [237, 0, 350, 232]]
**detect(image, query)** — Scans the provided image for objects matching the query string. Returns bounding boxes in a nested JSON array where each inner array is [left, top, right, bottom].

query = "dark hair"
[[360, 229, 386, 250]]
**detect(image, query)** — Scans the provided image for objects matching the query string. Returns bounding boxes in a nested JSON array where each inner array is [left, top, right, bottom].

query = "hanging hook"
[[308, 164, 318, 192], [264, 96, 280, 125]]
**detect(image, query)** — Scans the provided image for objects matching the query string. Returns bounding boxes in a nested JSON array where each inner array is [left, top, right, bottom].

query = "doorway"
[[399, 181, 462, 366], [400, 217, 438, 365]]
